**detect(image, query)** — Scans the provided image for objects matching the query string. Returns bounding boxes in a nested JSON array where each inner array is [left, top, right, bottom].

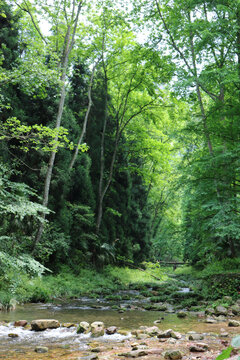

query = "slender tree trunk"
[[96, 74, 108, 233], [69, 60, 99, 170], [33, 1, 83, 252]]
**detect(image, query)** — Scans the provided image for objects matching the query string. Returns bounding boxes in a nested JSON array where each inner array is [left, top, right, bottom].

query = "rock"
[[118, 330, 129, 336], [31, 319, 60, 331], [177, 311, 187, 318], [106, 326, 117, 335], [205, 307, 215, 315], [215, 315, 227, 321], [90, 322, 104, 337], [215, 306, 228, 315], [231, 305, 240, 315], [77, 321, 90, 334], [163, 350, 183, 360], [8, 333, 19, 338], [14, 320, 27, 327], [167, 338, 177, 344], [219, 332, 229, 338], [62, 323, 76, 328], [188, 334, 204, 341], [170, 331, 182, 340], [189, 343, 209, 352], [157, 329, 181, 339], [35, 346, 49, 353], [118, 350, 148, 358], [144, 326, 160, 336], [222, 296, 232, 303], [205, 317, 217, 324], [159, 338, 168, 343], [91, 347, 102, 353], [157, 329, 172, 338], [77, 356, 98, 360], [228, 320, 240, 327]]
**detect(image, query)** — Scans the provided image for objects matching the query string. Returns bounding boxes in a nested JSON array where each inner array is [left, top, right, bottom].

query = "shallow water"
[[0, 300, 239, 353]]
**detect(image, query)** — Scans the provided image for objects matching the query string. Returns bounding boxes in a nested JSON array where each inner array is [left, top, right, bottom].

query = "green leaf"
[[215, 347, 232, 360]]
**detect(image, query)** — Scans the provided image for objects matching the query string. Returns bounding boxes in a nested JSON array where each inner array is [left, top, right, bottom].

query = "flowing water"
[[0, 298, 239, 354]]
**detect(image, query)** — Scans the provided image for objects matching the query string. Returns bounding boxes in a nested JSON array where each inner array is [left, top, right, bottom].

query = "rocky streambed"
[[0, 307, 240, 360]]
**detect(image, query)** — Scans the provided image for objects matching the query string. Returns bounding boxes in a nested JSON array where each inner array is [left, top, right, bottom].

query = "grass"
[[0, 265, 169, 304], [1, 259, 239, 306]]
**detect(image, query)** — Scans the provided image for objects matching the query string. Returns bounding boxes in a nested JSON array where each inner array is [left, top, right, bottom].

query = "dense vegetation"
[[0, 0, 240, 301]]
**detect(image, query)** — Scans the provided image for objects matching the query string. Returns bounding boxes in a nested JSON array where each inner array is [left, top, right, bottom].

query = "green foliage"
[[215, 335, 240, 360], [0, 162, 50, 220]]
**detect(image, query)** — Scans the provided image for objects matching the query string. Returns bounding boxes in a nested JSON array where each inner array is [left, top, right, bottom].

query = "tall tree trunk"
[[96, 73, 108, 234], [69, 59, 99, 170], [33, 1, 83, 252]]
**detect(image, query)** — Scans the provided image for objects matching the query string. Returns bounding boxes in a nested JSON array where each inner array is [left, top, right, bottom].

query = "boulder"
[[163, 350, 183, 360], [215, 315, 226, 321], [157, 329, 173, 338], [106, 326, 117, 335], [189, 343, 209, 352], [90, 322, 104, 337], [231, 305, 240, 315], [157, 329, 181, 339], [205, 317, 217, 324], [62, 323, 76, 328], [171, 331, 182, 340], [215, 306, 228, 316], [31, 319, 60, 331], [177, 311, 187, 318], [118, 350, 148, 358], [77, 321, 90, 334], [35, 346, 49, 353], [228, 320, 240, 327], [188, 334, 204, 341], [167, 338, 177, 344], [219, 332, 229, 338], [14, 320, 27, 327], [144, 326, 160, 336], [205, 307, 215, 315]]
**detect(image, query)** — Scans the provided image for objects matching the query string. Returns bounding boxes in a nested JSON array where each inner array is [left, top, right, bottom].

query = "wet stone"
[[31, 319, 60, 331], [77, 321, 90, 334], [62, 322, 76, 328], [215, 306, 228, 316], [35, 346, 49, 353], [14, 320, 27, 327], [163, 350, 183, 360], [106, 326, 117, 335], [219, 332, 229, 338], [188, 334, 204, 341], [228, 320, 240, 327], [205, 317, 217, 324], [8, 333, 19, 338], [177, 311, 187, 318], [189, 342, 209, 352]]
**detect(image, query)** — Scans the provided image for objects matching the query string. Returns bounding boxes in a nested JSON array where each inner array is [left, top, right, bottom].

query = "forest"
[[0, 0, 240, 303]]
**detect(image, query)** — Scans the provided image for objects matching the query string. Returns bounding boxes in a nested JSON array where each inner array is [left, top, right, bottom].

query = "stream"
[[0, 297, 239, 353]]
